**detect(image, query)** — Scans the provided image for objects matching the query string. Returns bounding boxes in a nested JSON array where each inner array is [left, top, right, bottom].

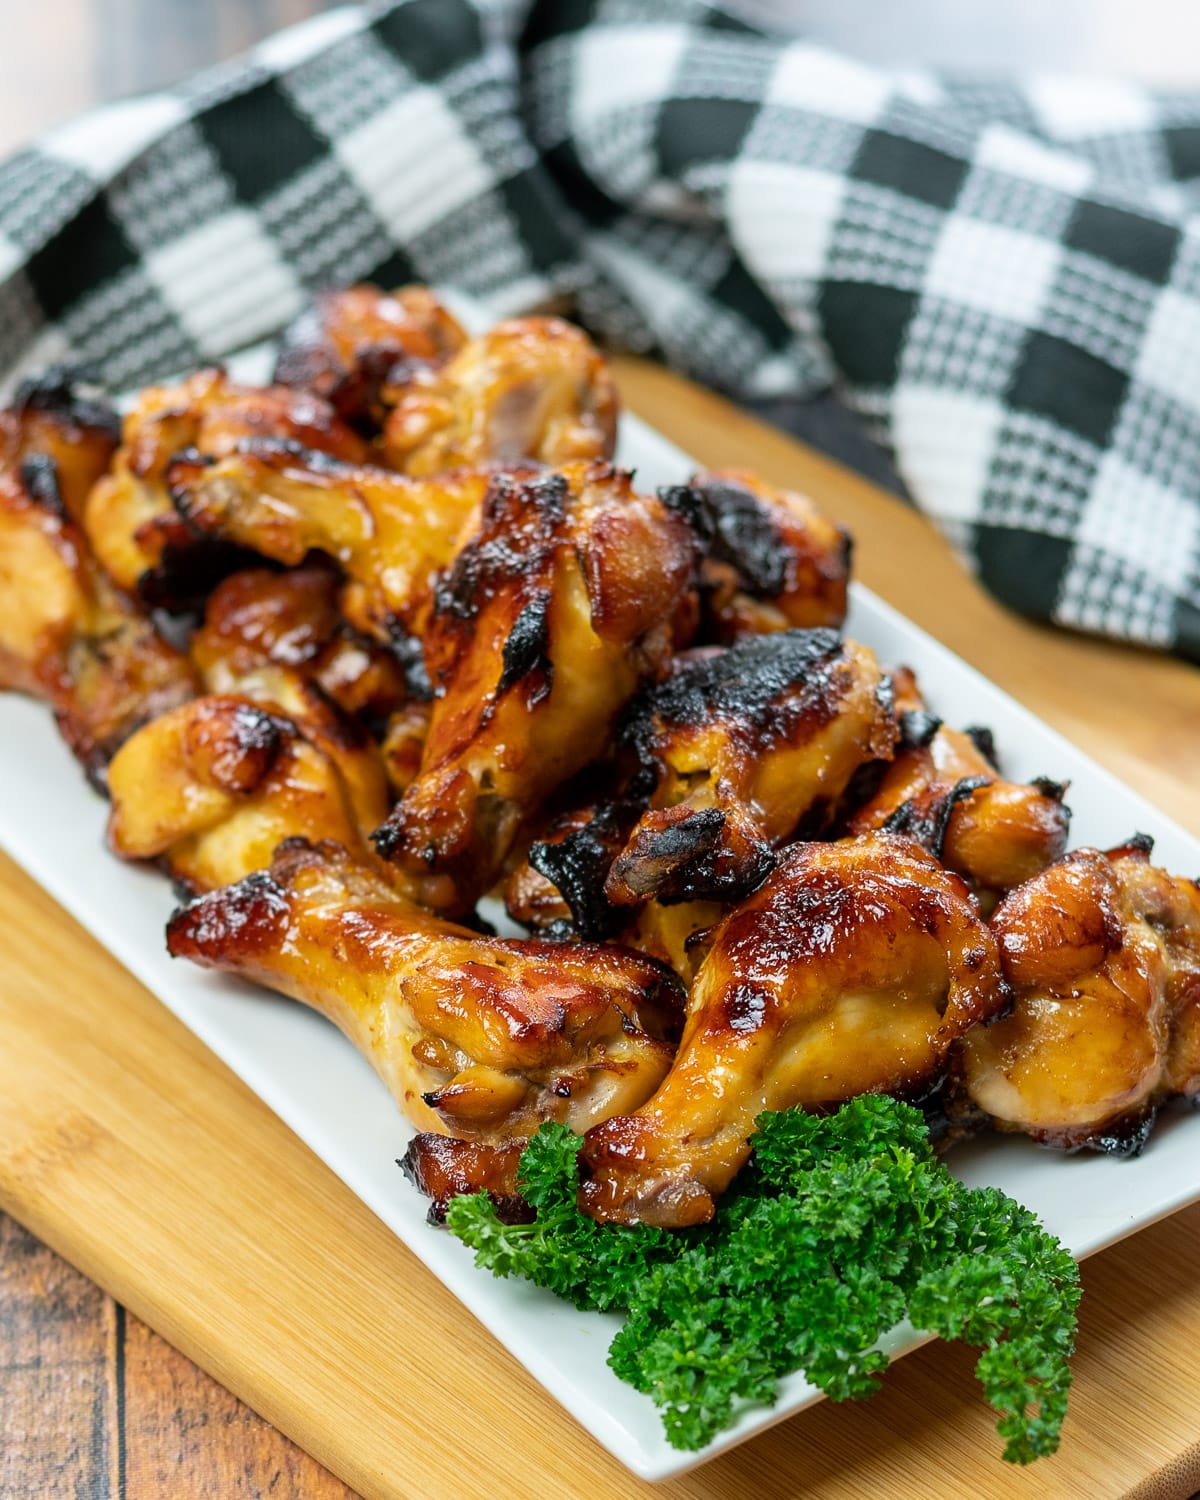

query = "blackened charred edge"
[[610, 807, 778, 906], [19, 454, 66, 515], [398, 1140, 535, 1228], [619, 628, 844, 759], [1111, 831, 1156, 860], [963, 725, 998, 768], [12, 364, 121, 441], [1088, 1107, 1157, 1159], [898, 708, 942, 750], [370, 815, 402, 858], [883, 774, 992, 860], [1030, 776, 1068, 803], [381, 624, 433, 700], [688, 477, 788, 596], [483, 467, 568, 527], [497, 593, 553, 702], [530, 802, 640, 940], [656, 483, 714, 545], [613, 807, 727, 893]]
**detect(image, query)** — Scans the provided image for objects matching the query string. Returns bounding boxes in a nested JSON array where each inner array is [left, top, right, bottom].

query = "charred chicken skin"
[[83, 368, 368, 606], [962, 837, 1200, 1152], [844, 667, 1069, 901], [382, 316, 618, 475], [168, 439, 491, 643], [507, 630, 896, 985], [166, 839, 683, 1138], [273, 284, 468, 432], [0, 382, 197, 780], [604, 629, 897, 908], [581, 834, 1007, 1227], [373, 461, 698, 913], [662, 469, 850, 639]]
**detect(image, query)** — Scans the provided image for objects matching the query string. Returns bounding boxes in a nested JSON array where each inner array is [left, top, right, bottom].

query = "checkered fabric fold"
[[3, 0, 1200, 658]]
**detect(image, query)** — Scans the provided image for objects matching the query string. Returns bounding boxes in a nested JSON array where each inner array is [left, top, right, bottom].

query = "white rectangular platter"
[[3, 354, 1200, 1481]]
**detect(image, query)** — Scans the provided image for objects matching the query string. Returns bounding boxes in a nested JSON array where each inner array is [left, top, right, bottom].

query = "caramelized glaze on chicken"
[[192, 563, 410, 724], [604, 630, 897, 907], [845, 668, 1069, 901], [167, 839, 683, 1137], [581, 834, 1007, 1226], [0, 383, 196, 780], [106, 693, 390, 893], [169, 439, 491, 642], [382, 317, 618, 474], [274, 284, 467, 431], [0, 367, 121, 521], [402, 1134, 529, 1225], [373, 461, 697, 912], [962, 837, 1200, 1152], [84, 369, 367, 604], [662, 469, 850, 639]]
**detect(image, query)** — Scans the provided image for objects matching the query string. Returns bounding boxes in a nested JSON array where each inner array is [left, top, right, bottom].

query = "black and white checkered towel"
[[3, 0, 1200, 660]]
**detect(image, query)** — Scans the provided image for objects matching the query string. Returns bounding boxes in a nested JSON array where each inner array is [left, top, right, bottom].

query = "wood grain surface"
[[1, 360, 1199, 1500]]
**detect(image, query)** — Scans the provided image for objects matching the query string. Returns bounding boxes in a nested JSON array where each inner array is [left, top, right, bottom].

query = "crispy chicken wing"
[[166, 839, 683, 1138], [192, 562, 410, 724], [844, 667, 1069, 901], [604, 630, 897, 907], [581, 833, 1007, 1226], [961, 836, 1200, 1152], [373, 461, 698, 912], [0, 386, 196, 780], [662, 469, 850, 639], [382, 317, 618, 474], [274, 284, 468, 431], [112, 567, 397, 891], [83, 369, 368, 605], [506, 631, 896, 985], [169, 439, 491, 643], [106, 694, 389, 893]]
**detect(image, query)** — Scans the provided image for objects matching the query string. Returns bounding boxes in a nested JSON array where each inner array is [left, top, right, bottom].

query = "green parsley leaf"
[[444, 1097, 1080, 1463]]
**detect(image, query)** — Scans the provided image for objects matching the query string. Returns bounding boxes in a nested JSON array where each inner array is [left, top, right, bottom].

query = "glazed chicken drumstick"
[[961, 835, 1200, 1152], [603, 628, 897, 908], [581, 833, 1008, 1227], [107, 570, 397, 894], [372, 460, 698, 913], [167, 839, 682, 1140], [507, 628, 897, 981]]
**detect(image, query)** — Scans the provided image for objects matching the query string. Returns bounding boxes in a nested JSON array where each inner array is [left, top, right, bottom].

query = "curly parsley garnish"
[[445, 1096, 1080, 1461]]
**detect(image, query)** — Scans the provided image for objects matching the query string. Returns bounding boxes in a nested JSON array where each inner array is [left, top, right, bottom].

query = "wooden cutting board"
[[2, 362, 1199, 1500]]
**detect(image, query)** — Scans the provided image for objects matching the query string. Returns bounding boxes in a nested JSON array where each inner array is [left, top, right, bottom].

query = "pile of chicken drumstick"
[[2, 286, 1199, 1231]]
